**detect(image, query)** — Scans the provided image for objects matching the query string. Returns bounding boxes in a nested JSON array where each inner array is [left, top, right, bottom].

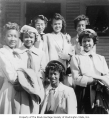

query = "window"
[[86, 5, 109, 36]]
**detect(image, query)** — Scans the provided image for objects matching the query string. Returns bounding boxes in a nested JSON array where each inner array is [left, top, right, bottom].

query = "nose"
[[38, 24, 42, 28], [51, 74, 55, 79], [27, 37, 31, 41], [85, 41, 89, 45], [11, 36, 16, 41]]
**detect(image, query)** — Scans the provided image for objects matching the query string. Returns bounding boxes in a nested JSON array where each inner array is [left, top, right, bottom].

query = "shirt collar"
[[80, 49, 96, 56], [49, 82, 62, 91], [20, 45, 39, 55], [3, 45, 14, 53]]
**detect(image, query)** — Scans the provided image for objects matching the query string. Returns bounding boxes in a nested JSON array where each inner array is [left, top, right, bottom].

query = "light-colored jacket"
[[40, 82, 77, 114], [16, 45, 46, 81], [0, 45, 23, 114], [70, 51, 109, 87], [43, 32, 74, 69]]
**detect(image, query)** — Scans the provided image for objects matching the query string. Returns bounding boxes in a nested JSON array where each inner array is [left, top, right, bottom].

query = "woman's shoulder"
[[0, 47, 9, 55], [44, 33, 53, 37], [94, 53, 105, 60], [59, 83, 74, 94], [43, 33, 54, 41]]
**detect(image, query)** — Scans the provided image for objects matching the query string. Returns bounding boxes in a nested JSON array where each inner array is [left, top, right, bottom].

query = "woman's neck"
[[24, 45, 33, 49], [53, 31, 61, 35]]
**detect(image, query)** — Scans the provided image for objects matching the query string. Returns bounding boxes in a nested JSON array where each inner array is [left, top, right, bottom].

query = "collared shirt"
[[17, 45, 46, 78], [41, 82, 77, 114]]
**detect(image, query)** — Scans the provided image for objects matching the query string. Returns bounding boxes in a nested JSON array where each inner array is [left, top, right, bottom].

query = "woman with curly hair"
[[44, 13, 74, 87], [70, 29, 109, 114], [40, 60, 77, 114]]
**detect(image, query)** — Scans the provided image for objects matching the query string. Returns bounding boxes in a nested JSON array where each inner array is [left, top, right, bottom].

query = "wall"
[[1, 0, 109, 66], [66, 0, 80, 37]]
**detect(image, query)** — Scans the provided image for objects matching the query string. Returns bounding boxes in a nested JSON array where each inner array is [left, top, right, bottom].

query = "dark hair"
[[45, 60, 65, 82], [31, 15, 48, 28], [3, 22, 20, 34], [73, 14, 89, 29], [50, 13, 66, 34], [20, 32, 37, 42], [78, 29, 98, 46]]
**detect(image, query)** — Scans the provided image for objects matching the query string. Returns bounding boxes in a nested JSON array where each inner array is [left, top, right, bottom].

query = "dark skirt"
[[75, 81, 109, 114]]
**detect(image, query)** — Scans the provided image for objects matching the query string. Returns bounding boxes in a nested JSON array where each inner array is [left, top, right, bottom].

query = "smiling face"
[[49, 70, 60, 88], [35, 19, 46, 34], [23, 32, 35, 49], [82, 37, 94, 52], [5, 29, 19, 49], [52, 19, 62, 33], [76, 20, 86, 35]]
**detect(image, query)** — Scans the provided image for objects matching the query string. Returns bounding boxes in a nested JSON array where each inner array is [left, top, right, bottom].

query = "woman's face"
[[5, 29, 19, 49], [76, 20, 86, 35], [49, 70, 60, 88], [35, 19, 46, 34], [23, 32, 35, 49], [52, 19, 62, 33], [82, 37, 94, 52]]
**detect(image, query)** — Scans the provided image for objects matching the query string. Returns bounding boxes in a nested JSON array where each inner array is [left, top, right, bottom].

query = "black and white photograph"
[[0, 0, 109, 118]]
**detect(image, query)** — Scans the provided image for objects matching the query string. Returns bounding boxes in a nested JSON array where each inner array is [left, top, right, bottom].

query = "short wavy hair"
[[50, 13, 66, 34], [20, 25, 38, 42], [45, 60, 66, 82], [31, 15, 48, 28], [20, 32, 37, 42], [78, 29, 98, 46], [3, 22, 20, 34], [73, 14, 89, 29]]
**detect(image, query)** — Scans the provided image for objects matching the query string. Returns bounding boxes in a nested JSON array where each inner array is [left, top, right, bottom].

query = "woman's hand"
[[87, 77, 95, 85]]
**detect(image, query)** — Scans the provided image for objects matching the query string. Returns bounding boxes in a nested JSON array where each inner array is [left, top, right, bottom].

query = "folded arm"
[[70, 56, 93, 87]]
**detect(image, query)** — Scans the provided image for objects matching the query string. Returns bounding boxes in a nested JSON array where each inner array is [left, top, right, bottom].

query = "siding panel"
[[5, 1, 21, 25], [66, 0, 80, 36], [97, 37, 109, 66]]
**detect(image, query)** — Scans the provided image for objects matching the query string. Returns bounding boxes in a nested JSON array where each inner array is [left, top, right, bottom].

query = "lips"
[[51, 79, 56, 83], [10, 41, 16, 45], [85, 46, 90, 49], [26, 41, 32, 44]]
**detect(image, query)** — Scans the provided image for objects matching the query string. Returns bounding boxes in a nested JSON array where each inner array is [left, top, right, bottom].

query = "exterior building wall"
[[1, 0, 109, 66]]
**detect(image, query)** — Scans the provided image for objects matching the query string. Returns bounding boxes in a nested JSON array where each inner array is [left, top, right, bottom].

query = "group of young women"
[[0, 13, 109, 114]]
